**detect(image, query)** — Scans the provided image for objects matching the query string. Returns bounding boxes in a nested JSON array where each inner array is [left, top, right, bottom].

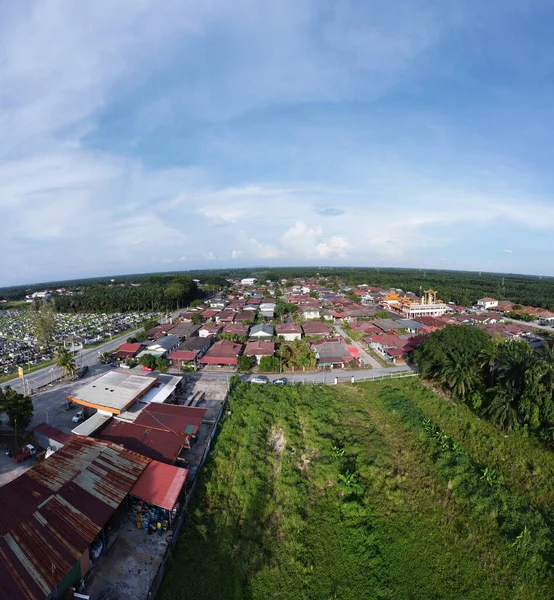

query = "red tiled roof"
[[275, 323, 302, 334], [169, 350, 198, 362], [244, 341, 275, 356], [200, 339, 243, 365]]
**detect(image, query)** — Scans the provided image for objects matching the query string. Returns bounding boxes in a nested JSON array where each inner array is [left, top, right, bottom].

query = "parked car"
[[77, 365, 89, 378], [72, 410, 85, 423], [251, 375, 269, 384], [120, 362, 131, 369], [273, 377, 288, 385]]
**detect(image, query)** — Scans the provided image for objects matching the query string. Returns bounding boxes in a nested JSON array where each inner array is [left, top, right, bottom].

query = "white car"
[[250, 375, 269, 385], [72, 411, 84, 423]]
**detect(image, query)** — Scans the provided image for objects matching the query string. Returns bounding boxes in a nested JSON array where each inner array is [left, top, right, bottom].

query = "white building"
[[302, 307, 321, 320], [476, 297, 499, 310], [241, 278, 257, 286]]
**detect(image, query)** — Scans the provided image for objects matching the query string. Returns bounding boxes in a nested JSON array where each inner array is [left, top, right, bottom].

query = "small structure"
[[301, 322, 332, 337], [301, 307, 321, 320], [249, 324, 275, 340], [312, 339, 352, 369], [244, 341, 275, 364], [477, 297, 499, 310], [33, 423, 72, 452], [276, 323, 303, 341], [198, 323, 223, 338], [167, 322, 200, 340], [200, 339, 243, 367], [112, 342, 142, 360]]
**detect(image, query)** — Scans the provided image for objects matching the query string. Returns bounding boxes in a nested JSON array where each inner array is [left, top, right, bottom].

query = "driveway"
[[332, 323, 383, 369]]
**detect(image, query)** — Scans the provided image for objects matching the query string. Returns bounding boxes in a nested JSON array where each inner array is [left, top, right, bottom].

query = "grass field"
[[160, 379, 554, 600]]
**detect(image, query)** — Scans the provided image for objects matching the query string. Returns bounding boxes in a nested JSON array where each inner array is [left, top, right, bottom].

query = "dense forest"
[[53, 275, 200, 313], [1, 267, 554, 310]]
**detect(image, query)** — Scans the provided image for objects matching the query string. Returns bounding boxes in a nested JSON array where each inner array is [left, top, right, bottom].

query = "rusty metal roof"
[[0, 437, 150, 600]]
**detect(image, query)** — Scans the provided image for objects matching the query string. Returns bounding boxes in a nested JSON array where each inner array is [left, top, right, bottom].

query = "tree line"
[[53, 275, 200, 313], [413, 325, 554, 437]]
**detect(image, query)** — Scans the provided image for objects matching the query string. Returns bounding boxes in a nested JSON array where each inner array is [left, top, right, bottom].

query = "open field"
[[160, 379, 554, 600]]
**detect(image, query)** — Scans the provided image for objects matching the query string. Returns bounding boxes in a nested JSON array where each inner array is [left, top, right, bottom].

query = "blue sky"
[[2, 0, 554, 285]]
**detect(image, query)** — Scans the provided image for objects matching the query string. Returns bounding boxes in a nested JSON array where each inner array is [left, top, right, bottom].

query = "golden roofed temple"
[[382, 288, 448, 319]]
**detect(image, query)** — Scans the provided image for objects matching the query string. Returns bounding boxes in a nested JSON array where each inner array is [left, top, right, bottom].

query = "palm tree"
[[56, 347, 76, 379], [439, 352, 479, 400]]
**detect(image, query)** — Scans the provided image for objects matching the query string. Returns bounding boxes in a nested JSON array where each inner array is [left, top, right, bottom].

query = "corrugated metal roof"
[[0, 437, 150, 600], [130, 461, 187, 511]]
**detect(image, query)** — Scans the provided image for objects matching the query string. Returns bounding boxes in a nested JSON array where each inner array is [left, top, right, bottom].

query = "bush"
[[259, 356, 280, 372]]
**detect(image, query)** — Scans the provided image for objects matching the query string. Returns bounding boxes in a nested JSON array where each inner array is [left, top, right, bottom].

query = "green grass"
[[159, 381, 554, 600]]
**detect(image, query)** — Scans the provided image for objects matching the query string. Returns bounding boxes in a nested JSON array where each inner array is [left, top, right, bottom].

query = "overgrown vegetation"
[[160, 380, 554, 599], [414, 325, 554, 435]]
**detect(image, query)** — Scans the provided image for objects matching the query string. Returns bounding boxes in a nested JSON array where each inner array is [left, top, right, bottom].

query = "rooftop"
[[67, 371, 158, 414], [0, 437, 150, 600]]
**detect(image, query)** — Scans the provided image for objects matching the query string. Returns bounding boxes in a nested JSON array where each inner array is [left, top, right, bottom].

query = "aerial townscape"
[[4, 1, 554, 599], [0, 268, 554, 599]]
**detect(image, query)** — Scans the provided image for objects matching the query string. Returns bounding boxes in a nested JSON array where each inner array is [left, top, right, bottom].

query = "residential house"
[[168, 337, 214, 369], [199, 339, 244, 367], [275, 323, 303, 341], [137, 335, 180, 359], [259, 302, 276, 319], [301, 307, 321, 320], [301, 322, 332, 337], [209, 298, 228, 309], [167, 322, 201, 340], [201, 309, 219, 321], [235, 310, 254, 322], [199, 323, 223, 338], [249, 324, 275, 340], [223, 323, 250, 337], [244, 341, 275, 364], [146, 323, 174, 340], [367, 334, 410, 365], [312, 339, 352, 369], [215, 310, 236, 324], [395, 319, 426, 334], [112, 342, 143, 360], [476, 297, 499, 310]]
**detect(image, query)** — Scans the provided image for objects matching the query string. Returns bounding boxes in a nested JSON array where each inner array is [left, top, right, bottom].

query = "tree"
[[140, 354, 158, 370], [143, 318, 159, 332], [2, 387, 34, 430], [192, 312, 203, 325], [56, 348, 76, 378], [135, 331, 147, 343], [237, 355, 252, 371], [156, 357, 170, 373], [190, 299, 205, 308], [35, 303, 57, 347], [127, 337, 137, 344], [413, 325, 493, 400], [259, 356, 280, 372]]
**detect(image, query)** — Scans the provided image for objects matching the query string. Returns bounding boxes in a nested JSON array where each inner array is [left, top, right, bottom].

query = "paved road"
[[332, 323, 383, 369], [502, 317, 554, 333], [197, 364, 414, 384], [1, 329, 142, 394]]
